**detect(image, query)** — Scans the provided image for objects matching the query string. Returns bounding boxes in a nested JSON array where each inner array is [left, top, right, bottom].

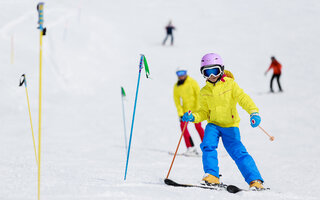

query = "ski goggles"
[[201, 65, 223, 78], [176, 70, 187, 77]]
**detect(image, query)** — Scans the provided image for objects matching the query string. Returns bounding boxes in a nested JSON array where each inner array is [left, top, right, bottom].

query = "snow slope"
[[0, 0, 319, 199]]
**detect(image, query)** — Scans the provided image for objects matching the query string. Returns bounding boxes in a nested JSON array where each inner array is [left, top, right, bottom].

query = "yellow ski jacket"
[[193, 75, 259, 127], [173, 76, 201, 117]]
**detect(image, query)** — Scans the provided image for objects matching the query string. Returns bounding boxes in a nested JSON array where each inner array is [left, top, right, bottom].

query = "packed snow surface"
[[0, 0, 319, 199]]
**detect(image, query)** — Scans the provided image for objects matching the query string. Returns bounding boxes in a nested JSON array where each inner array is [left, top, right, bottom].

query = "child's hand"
[[182, 112, 195, 122], [250, 112, 261, 128]]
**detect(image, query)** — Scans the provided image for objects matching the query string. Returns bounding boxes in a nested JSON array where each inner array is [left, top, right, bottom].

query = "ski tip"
[[164, 178, 176, 186], [227, 185, 242, 193]]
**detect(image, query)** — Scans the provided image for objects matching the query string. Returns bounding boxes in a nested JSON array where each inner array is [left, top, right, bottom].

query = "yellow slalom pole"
[[38, 29, 43, 200], [20, 74, 38, 166], [37, 3, 45, 200], [26, 85, 39, 166]]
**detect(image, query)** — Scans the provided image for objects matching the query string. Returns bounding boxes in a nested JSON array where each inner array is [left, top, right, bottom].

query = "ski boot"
[[183, 147, 199, 157], [249, 180, 264, 191], [201, 173, 219, 186]]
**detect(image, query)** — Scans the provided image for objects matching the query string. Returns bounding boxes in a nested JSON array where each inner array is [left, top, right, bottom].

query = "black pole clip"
[[19, 74, 26, 87]]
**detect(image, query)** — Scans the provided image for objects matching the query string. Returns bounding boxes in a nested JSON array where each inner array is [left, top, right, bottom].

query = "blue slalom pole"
[[124, 55, 144, 180]]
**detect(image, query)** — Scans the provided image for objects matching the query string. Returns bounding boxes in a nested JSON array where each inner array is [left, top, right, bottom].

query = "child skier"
[[173, 68, 204, 156], [182, 53, 264, 190]]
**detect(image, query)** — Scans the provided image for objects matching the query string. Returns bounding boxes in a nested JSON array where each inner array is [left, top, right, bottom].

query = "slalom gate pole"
[[121, 87, 128, 154], [165, 111, 191, 179], [124, 55, 144, 180], [258, 125, 274, 141], [37, 3, 46, 200], [19, 74, 38, 166]]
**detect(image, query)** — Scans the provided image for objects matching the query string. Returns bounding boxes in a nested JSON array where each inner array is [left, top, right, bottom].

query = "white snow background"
[[0, 0, 319, 199]]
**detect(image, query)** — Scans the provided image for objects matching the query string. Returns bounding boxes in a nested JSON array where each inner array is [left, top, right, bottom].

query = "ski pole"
[[19, 74, 38, 166], [37, 3, 46, 200], [121, 86, 128, 154], [165, 111, 191, 179], [258, 125, 274, 141], [124, 55, 144, 180]]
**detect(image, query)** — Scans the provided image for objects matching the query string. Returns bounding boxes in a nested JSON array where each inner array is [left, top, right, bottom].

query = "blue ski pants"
[[200, 123, 263, 184]]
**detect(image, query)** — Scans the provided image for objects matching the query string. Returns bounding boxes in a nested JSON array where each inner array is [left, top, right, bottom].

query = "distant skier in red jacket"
[[265, 56, 283, 92]]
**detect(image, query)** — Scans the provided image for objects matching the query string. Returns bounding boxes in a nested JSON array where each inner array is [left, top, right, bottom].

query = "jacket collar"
[[206, 74, 227, 87]]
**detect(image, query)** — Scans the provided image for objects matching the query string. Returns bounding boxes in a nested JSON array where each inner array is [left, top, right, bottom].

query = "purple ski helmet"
[[200, 53, 224, 77]]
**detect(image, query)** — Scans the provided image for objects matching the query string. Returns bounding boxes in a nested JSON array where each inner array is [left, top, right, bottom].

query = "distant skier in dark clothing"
[[162, 21, 175, 46], [265, 56, 283, 92]]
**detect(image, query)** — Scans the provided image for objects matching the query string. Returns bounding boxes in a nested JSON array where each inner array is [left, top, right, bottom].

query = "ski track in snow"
[[0, 11, 34, 40], [0, 8, 77, 40]]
